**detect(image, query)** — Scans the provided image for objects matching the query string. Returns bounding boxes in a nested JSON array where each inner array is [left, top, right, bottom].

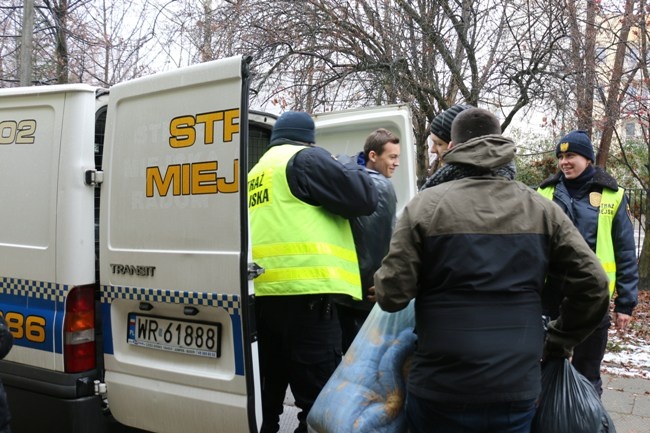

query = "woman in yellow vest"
[[538, 130, 638, 397], [249, 111, 378, 433]]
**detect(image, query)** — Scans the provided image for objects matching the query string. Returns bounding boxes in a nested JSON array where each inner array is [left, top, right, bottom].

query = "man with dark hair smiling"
[[336, 128, 400, 351], [374, 108, 610, 433]]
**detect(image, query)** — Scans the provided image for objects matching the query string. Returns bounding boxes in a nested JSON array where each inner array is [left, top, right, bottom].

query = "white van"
[[0, 55, 416, 433]]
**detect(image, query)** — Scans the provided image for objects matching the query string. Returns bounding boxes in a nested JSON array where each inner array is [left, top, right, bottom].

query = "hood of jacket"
[[444, 134, 516, 169]]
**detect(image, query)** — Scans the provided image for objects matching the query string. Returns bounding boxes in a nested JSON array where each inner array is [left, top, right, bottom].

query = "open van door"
[[313, 105, 417, 212], [99, 56, 260, 433]]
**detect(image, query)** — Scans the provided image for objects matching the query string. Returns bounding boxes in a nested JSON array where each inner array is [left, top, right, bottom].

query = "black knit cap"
[[429, 104, 471, 144], [270, 111, 316, 146], [555, 130, 595, 162]]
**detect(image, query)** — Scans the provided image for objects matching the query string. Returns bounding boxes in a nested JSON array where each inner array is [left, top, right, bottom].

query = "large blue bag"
[[307, 301, 416, 433]]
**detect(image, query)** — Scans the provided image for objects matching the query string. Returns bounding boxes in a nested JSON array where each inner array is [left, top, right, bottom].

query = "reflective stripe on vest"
[[248, 144, 361, 299], [537, 185, 623, 296]]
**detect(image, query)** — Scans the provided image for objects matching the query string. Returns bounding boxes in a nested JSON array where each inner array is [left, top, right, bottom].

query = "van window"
[[248, 123, 271, 170]]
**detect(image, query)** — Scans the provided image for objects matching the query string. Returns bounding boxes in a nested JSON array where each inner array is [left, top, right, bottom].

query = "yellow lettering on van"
[[169, 116, 197, 148], [146, 165, 182, 197], [182, 163, 191, 196], [146, 160, 239, 197], [169, 109, 240, 148], [196, 112, 224, 144], [218, 160, 239, 193], [224, 109, 240, 142], [0, 311, 45, 343], [192, 161, 218, 194]]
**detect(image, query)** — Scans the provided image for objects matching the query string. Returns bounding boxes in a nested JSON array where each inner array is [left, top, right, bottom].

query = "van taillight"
[[64, 284, 96, 373]]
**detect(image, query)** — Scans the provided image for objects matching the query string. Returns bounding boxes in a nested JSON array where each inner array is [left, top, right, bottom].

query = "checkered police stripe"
[[100, 285, 240, 315], [0, 276, 68, 303]]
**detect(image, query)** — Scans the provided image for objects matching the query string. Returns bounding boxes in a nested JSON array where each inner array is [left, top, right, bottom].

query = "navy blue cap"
[[556, 130, 595, 162], [270, 111, 315, 146]]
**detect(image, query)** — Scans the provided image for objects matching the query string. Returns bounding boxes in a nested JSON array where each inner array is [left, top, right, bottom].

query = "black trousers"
[[571, 312, 611, 397], [336, 303, 371, 353], [0, 382, 10, 433], [256, 295, 342, 433]]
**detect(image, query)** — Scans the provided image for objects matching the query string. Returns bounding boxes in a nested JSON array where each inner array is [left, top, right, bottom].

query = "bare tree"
[[566, 0, 597, 132], [595, 0, 638, 169], [0, 0, 178, 86], [613, 0, 650, 290], [0, 1, 31, 86], [217, 0, 570, 182], [73, 0, 165, 85]]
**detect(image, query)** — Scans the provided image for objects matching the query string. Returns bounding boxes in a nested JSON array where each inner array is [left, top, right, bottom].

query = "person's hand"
[[366, 286, 376, 303], [613, 312, 632, 332]]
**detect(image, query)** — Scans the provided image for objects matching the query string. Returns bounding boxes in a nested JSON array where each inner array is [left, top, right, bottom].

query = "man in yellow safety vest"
[[249, 111, 378, 433]]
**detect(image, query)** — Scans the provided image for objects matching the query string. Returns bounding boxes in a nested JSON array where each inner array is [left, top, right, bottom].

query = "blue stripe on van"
[[0, 276, 65, 353], [100, 286, 244, 375]]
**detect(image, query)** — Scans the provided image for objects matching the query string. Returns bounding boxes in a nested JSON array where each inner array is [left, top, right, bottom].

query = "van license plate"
[[127, 313, 222, 358]]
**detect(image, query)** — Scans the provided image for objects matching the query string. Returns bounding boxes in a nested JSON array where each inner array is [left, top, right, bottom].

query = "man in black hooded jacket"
[[375, 108, 610, 433]]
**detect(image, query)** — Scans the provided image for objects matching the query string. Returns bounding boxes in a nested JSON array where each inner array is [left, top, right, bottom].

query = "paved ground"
[[603, 375, 650, 433], [279, 390, 300, 433], [279, 374, 650, 433]]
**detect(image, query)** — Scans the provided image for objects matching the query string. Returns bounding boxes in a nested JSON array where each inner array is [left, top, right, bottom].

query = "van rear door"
[[313, 105, 417, 212], [99, 56, 260, 433]]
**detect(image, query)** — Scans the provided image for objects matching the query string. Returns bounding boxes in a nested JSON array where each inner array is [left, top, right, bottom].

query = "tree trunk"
[[639, 205, 650, 291], [595, 0, 635, 169], [54, 0, 69, 84]]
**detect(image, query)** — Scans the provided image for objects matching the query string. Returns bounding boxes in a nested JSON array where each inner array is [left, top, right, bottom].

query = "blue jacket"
[[538, 168, 638, 316]]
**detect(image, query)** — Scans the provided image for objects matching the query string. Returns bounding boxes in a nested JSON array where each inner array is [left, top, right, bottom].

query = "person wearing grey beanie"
[[421, 104, 471, 190], [538, 129, 638, 397]]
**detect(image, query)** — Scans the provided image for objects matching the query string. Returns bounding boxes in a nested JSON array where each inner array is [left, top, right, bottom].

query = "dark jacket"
[[539, 168, 638, 316], [375, 135, 610, 404], [1, 316, 13, 432], [281, 141, 378, 218], [0, 317, 12, 360], [336, 152, 397, 311]]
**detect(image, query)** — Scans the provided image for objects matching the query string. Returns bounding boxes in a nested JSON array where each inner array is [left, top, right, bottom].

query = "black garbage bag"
[[532, 358, 616, 433]]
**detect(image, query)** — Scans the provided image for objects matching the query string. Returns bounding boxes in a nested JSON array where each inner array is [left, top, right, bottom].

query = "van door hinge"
[[84, 169, 104, 186], [247, 262, 265, 280], [94, 380, 107, 397], [94, 380, 109, 412]]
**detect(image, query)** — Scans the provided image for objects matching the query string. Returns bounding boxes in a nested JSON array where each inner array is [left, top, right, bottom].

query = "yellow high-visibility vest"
[[248, 144, 362, 299], [538, 185, 624, 296]]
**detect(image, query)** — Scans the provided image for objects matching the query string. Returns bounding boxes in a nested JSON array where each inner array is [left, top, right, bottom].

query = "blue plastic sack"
[[307, 301, 415, 433]]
